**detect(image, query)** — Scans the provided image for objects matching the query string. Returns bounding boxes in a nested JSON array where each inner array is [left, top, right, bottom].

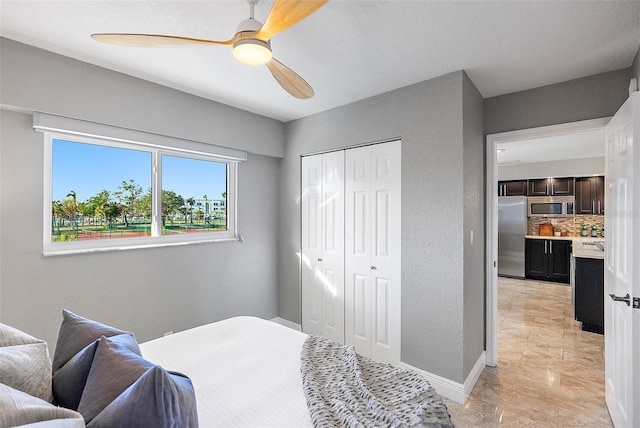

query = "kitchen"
[[497, 127, 606, 335]]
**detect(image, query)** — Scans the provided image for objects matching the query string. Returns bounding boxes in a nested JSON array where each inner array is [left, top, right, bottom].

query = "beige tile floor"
[[444, 277, 611, 427]]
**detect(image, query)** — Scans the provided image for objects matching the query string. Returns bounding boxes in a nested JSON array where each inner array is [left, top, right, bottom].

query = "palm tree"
[[66, 191, 78, 238], [186, 197, 195, 224]]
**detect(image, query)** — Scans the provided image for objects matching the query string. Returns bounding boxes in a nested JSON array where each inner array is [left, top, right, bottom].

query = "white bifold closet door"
[[344, 141, 401, 364], [301, 140, 401, 364], [301, 151, 345, 344]]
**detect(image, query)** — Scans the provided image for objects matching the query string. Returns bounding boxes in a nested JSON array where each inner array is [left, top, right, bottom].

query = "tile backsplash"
[[528, 215, 604, 237]]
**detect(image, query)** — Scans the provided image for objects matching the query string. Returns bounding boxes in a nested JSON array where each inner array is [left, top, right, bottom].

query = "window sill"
[[43, 234, 239, 257]]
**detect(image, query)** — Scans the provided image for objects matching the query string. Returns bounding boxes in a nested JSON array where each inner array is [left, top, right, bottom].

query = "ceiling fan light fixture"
[[233, 38, 272, 65]]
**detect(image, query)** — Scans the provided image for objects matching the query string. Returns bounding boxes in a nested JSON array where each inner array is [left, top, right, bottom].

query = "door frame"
[[485, 117, 611, 366]]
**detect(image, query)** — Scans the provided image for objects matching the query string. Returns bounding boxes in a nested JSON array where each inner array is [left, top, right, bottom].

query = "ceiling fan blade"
[[266, 58, 314, 99], [91, 33, 232, 47], [256, 0, 328, 41]]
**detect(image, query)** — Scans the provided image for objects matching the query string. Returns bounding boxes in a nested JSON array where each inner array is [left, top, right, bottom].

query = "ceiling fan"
[[91, 0, 327, 99]]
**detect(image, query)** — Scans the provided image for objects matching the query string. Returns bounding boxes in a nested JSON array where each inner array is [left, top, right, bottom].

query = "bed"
[[2, 314, 452, 427], [140, 316, 312, 427], [139, 316, 453, 427]]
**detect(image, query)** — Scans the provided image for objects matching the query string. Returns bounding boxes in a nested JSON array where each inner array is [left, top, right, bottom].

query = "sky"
[[52, 139, 227, 203]]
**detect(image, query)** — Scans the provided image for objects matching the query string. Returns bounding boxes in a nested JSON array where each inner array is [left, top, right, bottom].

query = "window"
[[36, 113, 245, 255]]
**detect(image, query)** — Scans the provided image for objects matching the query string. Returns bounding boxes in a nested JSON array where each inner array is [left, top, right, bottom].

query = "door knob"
[[371, 266, 377, 270], [317, 258, 322, 262], [609, 293, 631, 306]]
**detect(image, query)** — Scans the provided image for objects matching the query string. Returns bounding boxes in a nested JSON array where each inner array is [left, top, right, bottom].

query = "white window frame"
[[35, 113, 245, 256]]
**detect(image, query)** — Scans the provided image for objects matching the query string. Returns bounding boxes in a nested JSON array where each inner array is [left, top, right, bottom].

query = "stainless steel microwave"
[[528, 196, 575, 217]]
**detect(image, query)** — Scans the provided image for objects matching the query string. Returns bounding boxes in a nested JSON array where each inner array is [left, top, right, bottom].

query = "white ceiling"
[[0, 1, 639, 123], [497, 128, 606, 165]]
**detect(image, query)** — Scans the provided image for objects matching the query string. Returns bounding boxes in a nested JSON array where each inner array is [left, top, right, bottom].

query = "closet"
[[301, 140, 401, 364]]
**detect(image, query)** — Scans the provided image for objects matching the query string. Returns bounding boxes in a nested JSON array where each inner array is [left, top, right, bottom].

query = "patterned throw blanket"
[[301, 335, 454, 428]]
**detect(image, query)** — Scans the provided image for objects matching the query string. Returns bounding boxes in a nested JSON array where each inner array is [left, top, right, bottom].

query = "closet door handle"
[[371, 266, 377, 270], [317, 258, 322, 262]]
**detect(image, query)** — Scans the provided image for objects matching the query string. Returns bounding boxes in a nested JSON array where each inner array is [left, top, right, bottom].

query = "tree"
[[53, 191, 79, 239], [162, 190, 184, 225], [85, 190, 111, 228], [104, 202, 121, 226], [114, 179, 143, 227], [137, 189, 152, 219], [185, 197, 195, 224]]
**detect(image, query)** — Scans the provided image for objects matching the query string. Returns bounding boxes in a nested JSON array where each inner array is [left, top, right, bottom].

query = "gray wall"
[[279, 71, 485, 383], [499, 157, 605, 181], [0, 38, 284, 351], [462, 73, 485, 377], [0, 38, 284, 158], [484, 69, 632, 135], [633, 46, 640, 80]]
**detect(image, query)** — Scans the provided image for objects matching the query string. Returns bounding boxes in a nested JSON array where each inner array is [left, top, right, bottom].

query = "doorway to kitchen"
[[485, 116, 610, 366]]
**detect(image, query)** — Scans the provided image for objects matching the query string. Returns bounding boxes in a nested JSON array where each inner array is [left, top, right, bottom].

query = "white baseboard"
[[400, 351, 486, 404], [269, 317, 302, 332]]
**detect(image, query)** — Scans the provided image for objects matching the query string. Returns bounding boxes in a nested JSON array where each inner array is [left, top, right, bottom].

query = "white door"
[[345, 141, 401, 364], [301, 151, 345, 343], [604, 91, 639, 427]]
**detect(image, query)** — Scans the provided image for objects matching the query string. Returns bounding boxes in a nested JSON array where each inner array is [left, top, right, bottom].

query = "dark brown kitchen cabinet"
[[575, 176, 604, 215], [574, 257, 604, 334], [528, 177, 574, 196], [498, 180, 528, 196], [525, 238, 572, 283], [550, 177, 575, 195]]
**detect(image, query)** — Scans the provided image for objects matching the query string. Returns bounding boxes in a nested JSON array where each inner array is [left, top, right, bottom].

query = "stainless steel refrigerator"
[[498, 196, 527, 278]]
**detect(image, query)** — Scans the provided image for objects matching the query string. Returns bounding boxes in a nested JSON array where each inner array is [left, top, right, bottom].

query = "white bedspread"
[[139, 316, 312, 428]]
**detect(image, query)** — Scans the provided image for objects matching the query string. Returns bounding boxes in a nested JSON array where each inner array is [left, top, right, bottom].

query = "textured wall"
[[0, 38, 285, 158], [485, 69, 632, 135], [280, 71, 484, 383], [462, 73, 485, 378], [632, 46, 640, 80], [0, 39, 284, 351]]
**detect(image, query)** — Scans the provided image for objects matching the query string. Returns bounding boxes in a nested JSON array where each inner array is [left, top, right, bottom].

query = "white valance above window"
[[33, 112, 247, 161]]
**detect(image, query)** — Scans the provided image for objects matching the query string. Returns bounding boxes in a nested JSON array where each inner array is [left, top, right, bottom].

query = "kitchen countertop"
[[525, 234, 576, 240], [572, 238, 605, 259], [525, 235, 605, 259]]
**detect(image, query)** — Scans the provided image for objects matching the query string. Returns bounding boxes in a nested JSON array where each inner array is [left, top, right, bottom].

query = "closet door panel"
[[370, 142, 401, 363], [301, 151, 345, 343], [301, 155, 324, 335], [345, 146, 374, 355], [320, 151, 345, 343]]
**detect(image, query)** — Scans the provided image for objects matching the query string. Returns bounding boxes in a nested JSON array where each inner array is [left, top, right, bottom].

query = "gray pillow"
[[52, 310, 135, 372], [78, 335, 198, 427], [77, 335, 154, 423], [0, 323, 53, 402], [52, 333, 140, 411], [0, 383, 85, 428], [87, 367, 198, 428]]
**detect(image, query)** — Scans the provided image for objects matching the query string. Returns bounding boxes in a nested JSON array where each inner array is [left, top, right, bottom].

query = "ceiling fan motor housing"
[[232, 18, 272, 65], [235, 17, 263, 34]]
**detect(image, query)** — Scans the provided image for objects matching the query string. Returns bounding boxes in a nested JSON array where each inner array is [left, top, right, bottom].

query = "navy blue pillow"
[[78, 335, 198, 427]]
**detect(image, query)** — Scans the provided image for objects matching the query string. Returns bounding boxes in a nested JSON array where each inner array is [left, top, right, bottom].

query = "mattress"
[[139, 316, 312, 427]]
